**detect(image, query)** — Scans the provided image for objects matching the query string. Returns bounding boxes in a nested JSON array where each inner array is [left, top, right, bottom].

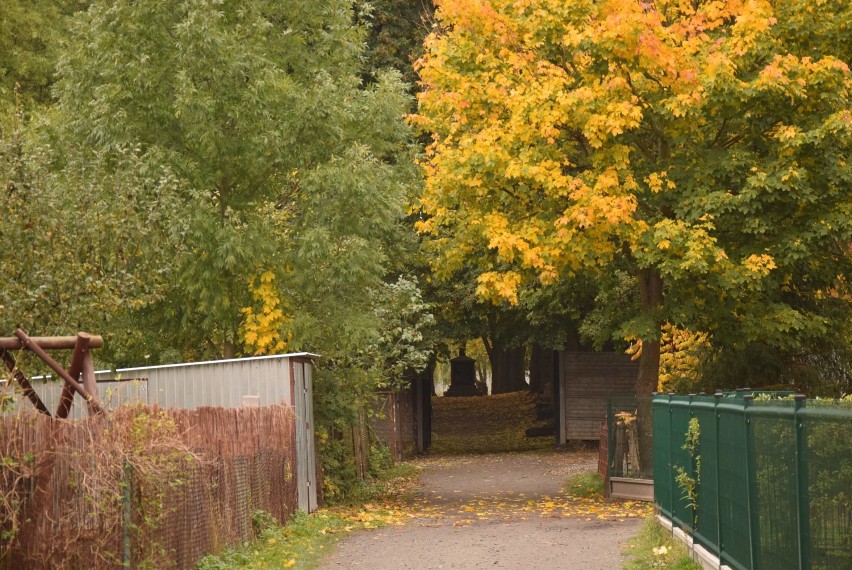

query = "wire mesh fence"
[[653, 391, 852, 570], [607, 395, 654, 480], [0, 404, 298, 569]]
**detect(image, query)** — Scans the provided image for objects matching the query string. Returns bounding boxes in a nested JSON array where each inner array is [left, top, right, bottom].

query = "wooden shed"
[[557, 351, 638, 442]]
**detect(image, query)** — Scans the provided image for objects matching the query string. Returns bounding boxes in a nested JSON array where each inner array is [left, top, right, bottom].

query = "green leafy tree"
[[0, 0, 88, 112], [1, 108, 185, 364], [51, 0, 416, 362]]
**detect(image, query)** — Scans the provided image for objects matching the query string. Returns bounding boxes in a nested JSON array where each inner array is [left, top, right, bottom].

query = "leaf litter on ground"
[[198, 392, 650, 568]]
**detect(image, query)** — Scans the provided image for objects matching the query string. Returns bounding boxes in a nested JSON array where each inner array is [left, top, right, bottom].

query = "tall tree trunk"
[[489, 344, 527, 394], [635, 268, 663, 395], [635, 268, 663, 478]]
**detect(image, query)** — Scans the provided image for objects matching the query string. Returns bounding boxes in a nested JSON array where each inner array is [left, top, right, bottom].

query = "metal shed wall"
[[99, 355, 299, 409]]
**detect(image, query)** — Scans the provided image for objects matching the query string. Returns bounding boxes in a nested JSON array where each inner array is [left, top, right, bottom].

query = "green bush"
[[564, 471, 604, 498]]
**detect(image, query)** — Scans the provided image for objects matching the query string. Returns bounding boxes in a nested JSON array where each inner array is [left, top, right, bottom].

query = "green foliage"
[[250, 510, 280, 537], [623, 517, 701, 570], [368, 442, 394, 478], [1, 109, 188, 367], [0, 0, 87, 111], [37, 0, 420, 364], [367, 275, 436, 388], [693, 343, 852, 397], [315, 422, 362, 503], [673, 418, 701, 522], [360, 0, 434, 89], [195, 510, 345, 570], [564, 471, 604, 499]]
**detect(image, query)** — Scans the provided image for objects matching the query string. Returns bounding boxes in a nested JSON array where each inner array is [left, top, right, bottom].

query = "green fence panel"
[[669, 396, 694, 531], [692, 398, 720, 555], [750, 402, 799, 569], [717, 400, 753, 569], [654, 393, 851, 570], [804, 407, 852, 569], [653, 396, 673, 517]]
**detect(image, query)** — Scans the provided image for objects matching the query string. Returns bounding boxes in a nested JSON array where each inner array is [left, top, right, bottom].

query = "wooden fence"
[[0, 404, 298, 569]]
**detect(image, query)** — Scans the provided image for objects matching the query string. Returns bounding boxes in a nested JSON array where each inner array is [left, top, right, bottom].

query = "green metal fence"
[[653, 391, 852, 570]]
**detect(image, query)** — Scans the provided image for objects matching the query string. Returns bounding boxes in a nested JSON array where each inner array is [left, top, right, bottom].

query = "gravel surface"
[[318, 450, 643, 569]]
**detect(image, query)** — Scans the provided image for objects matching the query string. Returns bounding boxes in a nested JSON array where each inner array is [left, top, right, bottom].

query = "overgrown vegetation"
[[623, 518, 701, 570], [0, 405, 200, 568]]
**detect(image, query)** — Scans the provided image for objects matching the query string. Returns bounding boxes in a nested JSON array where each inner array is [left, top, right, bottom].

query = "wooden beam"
[[56, 333, 92, 419], [14, 329, 103, 415], [0, 335, 104, 351], [0, 350, 51, 416], [81, 350, 98, 416]]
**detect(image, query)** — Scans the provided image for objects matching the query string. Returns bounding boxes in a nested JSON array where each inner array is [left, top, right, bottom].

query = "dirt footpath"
[[318, 450, 645, 569]]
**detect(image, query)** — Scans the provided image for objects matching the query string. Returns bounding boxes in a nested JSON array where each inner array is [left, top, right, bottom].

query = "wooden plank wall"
[[559, 352, 639, 441]]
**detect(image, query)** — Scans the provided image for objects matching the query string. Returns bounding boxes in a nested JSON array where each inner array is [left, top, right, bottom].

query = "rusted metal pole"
[[14, 329, 103, 415], [0, 335, 104, 350], [0, 349, 51, 415], [56, 333, 92, 419]]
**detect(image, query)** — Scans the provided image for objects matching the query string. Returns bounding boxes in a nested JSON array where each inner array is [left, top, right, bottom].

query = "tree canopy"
[[413, 0, 852, 393], [42, 0, 420, 363]]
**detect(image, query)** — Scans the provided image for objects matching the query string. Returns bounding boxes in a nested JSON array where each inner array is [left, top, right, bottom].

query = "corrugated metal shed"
[[95, 353, 318, 410]]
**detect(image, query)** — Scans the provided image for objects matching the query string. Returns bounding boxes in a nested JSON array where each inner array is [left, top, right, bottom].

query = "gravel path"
[[318, 450, 643, 569]]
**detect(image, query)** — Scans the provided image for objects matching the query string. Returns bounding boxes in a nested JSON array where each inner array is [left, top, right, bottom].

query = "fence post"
[[714, 391, 723, 560], [667, 393, 675, 521], [688, 393, 696, 531], [793, 394, 810, 570], [743, 394, 758, 570]]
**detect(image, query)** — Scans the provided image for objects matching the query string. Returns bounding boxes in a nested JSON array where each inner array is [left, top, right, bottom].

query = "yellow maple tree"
[[413, 0, 851, 393]]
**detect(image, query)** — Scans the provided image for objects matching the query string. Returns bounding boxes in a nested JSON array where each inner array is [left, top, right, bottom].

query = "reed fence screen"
[[1, 404, 298, 569]]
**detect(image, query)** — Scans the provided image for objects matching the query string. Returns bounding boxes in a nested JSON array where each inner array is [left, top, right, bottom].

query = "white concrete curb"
[[656, 514, 734, 570]]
